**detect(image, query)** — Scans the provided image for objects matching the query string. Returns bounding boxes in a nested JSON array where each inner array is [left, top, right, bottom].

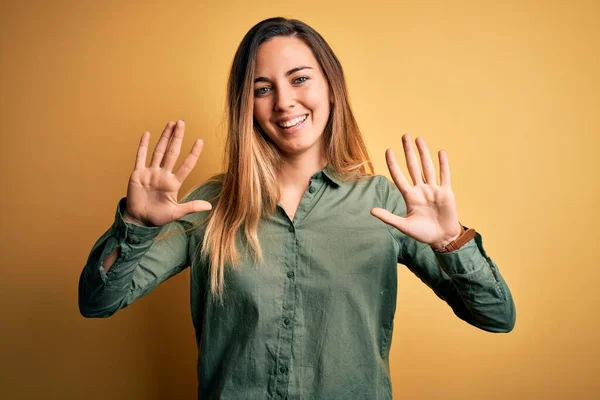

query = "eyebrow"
[[254, 66, 313, 84]]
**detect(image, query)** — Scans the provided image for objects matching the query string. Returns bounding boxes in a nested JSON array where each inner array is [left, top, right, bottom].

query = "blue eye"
[[294, 76, 308, 84], [254, 87, 271, 96]]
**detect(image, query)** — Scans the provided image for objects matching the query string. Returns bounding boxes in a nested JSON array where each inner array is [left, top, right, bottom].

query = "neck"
[[278, 147, 327, 189]]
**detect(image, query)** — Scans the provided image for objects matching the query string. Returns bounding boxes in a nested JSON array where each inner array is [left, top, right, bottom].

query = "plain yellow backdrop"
[[1, 0, 598, 399]]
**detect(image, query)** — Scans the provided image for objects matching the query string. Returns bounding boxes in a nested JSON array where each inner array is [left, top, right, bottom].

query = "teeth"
[[278, 115, 307, 128]]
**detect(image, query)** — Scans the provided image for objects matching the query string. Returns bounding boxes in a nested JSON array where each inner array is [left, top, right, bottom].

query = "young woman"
[[79, 17, 515, 399]]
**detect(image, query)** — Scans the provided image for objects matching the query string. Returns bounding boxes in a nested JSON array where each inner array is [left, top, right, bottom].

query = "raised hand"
[[371, 134, 463, 250], [124, 120, 212, 227]]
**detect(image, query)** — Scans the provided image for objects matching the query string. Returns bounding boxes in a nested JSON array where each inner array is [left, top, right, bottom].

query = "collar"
[[318, 165, 342, 187]]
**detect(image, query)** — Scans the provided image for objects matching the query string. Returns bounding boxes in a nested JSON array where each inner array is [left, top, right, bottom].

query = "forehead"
[[254, 36, 319, 74]]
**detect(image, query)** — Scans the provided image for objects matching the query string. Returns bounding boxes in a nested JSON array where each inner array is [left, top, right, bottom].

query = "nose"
[[274, 84, 296, 111]]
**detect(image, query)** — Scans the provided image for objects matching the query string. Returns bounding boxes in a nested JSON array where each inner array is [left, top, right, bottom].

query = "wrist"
[[431, 224, 477, 253], [123, 210, 150, 227], [431, 231, 462, 250]]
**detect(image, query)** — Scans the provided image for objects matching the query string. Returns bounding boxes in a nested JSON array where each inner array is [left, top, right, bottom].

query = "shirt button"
[[287, 271, 294, 278], [288, 226, 294, 233], [308, 186, 316, 193], [279, 366, 287, 374], [283, 318, 290, 326]]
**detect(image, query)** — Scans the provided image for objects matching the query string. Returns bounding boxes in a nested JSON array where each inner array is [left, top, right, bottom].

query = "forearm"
[[79, 198, 170, 318], [102, 247, 120, 272], [102, 210, 150, 273], [434, 231, 515, 332], [78, 227, 158, 318], [401, 230, 516, 333], [436, 247, 516, 332]]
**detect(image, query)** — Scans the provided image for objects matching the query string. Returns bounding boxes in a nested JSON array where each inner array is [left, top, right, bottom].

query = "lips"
[[273, 114, 308, 136], [276, 114, 308, 129]]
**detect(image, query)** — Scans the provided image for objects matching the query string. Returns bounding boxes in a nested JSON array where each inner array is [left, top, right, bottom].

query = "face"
[[253, 36, 332, 159]]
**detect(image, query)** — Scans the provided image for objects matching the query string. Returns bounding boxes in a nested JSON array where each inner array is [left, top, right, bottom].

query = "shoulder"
[[367, 174, 405, 214], [353, 174, 395, 199], [175, 173, 224, 226], [182, 173, 224, 206], [340, 173, 389, 188], [338, 173, 401, 210]]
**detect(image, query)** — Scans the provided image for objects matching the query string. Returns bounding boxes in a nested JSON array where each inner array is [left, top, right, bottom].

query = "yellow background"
[[1, 0, 598, 398]]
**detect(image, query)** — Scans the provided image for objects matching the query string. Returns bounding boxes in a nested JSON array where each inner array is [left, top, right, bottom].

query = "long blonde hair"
[[199, 17, 374, 299]]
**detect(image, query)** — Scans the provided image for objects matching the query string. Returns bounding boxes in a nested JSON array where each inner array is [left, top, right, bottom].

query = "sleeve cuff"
[[433, 231, 487, 276], [112, 197, 163, 245]]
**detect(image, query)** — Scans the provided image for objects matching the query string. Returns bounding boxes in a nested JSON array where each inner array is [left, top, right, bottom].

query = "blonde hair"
[[197, 17, 374, 299]]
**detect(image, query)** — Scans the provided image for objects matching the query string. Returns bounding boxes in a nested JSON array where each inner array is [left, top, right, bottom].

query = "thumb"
[[173, 200, 213, 220], [370, 207, 407, 234]]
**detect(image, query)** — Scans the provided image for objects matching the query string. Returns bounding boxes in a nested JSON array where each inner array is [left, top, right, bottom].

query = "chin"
[[258, 120, 327, 157], [276, 136, 324, 156]]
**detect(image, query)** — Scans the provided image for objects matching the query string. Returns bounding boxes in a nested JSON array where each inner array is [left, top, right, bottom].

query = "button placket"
[[292, 176, 325, 226], [274, 218, 296, 397]]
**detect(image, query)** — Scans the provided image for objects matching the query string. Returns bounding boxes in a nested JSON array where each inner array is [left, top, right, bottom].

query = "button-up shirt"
[[79, 167, 516, 399]]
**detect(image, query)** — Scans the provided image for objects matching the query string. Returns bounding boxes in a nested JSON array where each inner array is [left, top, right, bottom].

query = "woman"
[[79, 17, 515, 399]]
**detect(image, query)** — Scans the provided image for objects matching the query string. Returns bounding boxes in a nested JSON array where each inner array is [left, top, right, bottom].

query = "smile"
[[276, 114, 307, 129]]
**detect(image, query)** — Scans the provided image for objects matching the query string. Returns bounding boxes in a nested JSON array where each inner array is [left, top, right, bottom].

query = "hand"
[[371, 134, 462, 249], [124, 120, 212, 227]]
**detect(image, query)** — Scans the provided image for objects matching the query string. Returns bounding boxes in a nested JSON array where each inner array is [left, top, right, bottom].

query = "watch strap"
[[432, 224, 476, 253]]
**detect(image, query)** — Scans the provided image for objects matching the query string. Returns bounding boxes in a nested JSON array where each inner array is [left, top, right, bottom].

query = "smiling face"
[[253, 36, 332, 160]]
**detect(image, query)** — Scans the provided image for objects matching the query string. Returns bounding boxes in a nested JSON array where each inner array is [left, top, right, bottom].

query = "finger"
[[385, 149, 410, 194], [150, 121, 176, 167], [134, 131, 150, 170], [162, 120, 185, 172], [439, 149, 451, 187], [402, 134, 423, 185], [415, 137, 437, 185], [173, 200, 213, 220], [174, 138, 204, 183], [370, 207, 408, 235]]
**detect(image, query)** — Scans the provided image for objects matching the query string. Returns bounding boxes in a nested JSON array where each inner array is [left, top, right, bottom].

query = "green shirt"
[[79, 167, 516, 399]]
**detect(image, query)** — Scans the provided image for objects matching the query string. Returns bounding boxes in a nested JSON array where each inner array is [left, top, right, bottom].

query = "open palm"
[[371, 134, 463, 249], [125, 120, 212, 227]]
